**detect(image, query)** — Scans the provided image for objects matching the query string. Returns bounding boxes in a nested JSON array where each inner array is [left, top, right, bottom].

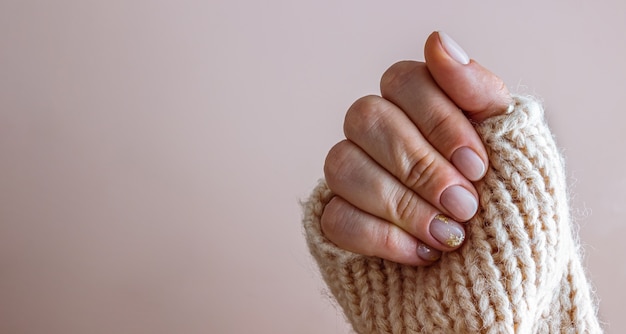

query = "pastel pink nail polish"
[[438, 31, 470, 65], [416, 242, 442, 261], [451, 147, 486, 181], [440, 185, 478, 221], [429, 215, 465, 248]]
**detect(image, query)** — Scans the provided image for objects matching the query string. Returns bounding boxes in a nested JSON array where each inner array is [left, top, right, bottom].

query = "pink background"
[[1, 0, 624, 333]]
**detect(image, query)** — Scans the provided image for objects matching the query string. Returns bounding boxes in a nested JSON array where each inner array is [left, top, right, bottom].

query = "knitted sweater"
[[302, 95, 603, 333]]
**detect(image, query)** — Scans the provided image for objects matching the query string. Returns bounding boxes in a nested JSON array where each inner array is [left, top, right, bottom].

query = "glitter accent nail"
[[430, 215, 465, 248]]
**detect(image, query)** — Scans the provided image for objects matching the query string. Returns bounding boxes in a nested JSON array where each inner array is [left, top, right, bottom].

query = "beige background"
[[0, 0, 624, 333]]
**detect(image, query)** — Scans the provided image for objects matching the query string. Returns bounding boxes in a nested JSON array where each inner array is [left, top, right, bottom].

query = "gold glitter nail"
[[446, 233, 465, 247], [431, 214, 465, 248], [435, 214, 449, 223]]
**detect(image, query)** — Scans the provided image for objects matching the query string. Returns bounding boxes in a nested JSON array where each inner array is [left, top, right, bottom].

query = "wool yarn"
[[302, 96, 602, 333]]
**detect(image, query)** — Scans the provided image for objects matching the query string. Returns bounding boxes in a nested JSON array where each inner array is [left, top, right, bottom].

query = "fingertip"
[[428, 214, 466, 249], [424, 31, 459, 69], [451, 146, 487, 181], [416, 241, 442, 263], [424, 31, 512, 122], [440, 185, 478, 222], [433, 31, 470, 65]]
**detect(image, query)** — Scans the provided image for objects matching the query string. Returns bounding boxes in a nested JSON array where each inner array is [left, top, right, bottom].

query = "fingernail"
[[440, 185, 478, 221], [416, 242, 442, 261], [451, 147, 486, 181], [438, 31, 470, 65], [429, 214, 465, 248]]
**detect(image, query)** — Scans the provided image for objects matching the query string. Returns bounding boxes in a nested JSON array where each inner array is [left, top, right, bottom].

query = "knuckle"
[[423, 112, 467, 150], [320, 197, 346, 239], [377, 226, 402, 255], [323, 140, 356, 187], [485, 80, 510, 115], [403, 150, 438, 190], [422, 105, 453, 139], [389, 187, 420, 224], [496, 79, 509, 97], [380, 61, 427, 97], [320, 198, 368, 253], [465, 79, 510, 121], [344, 95, 386, 139]]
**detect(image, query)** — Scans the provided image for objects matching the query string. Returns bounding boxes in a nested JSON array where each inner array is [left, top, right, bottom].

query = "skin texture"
[[321, 32, 512, 266]]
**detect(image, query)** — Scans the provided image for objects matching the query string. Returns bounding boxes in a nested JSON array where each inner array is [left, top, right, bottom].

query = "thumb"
[[424, 31, 512, 122]]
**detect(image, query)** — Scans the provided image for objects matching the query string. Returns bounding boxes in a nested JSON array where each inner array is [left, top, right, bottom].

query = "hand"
[[321, 32, 512, 266]]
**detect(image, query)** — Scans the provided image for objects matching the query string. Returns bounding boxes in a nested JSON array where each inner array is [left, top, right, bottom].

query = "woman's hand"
[[321, 32, 513, 266]]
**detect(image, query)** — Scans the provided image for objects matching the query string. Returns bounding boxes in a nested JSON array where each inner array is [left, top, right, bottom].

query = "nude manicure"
[[451, 147, 486, 181], [438, 31, 470, 65], [429, 214, 465, 248], [440, 185, 478, 221], [416, 242, 442, 262]]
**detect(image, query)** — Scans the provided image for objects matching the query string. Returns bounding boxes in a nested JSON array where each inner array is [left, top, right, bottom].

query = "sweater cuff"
[[302, 94, 602, 333]]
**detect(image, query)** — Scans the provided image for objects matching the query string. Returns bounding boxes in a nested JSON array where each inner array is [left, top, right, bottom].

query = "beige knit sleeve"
[[302, 95, 603, 334]]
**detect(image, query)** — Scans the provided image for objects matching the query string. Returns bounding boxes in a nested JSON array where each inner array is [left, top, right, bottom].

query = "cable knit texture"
[[302, 96, 602, 333]]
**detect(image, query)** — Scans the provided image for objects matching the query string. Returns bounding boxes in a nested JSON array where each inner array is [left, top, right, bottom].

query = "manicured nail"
[[438, 31, 470, 65], [429, 214, 465, 248], [451, 147, 486, 181], [416, 242, 442, 262], [440, 185, 478, 221]]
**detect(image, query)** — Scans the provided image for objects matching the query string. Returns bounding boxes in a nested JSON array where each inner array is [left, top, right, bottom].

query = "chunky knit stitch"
[[303, 95, 602, 333]]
